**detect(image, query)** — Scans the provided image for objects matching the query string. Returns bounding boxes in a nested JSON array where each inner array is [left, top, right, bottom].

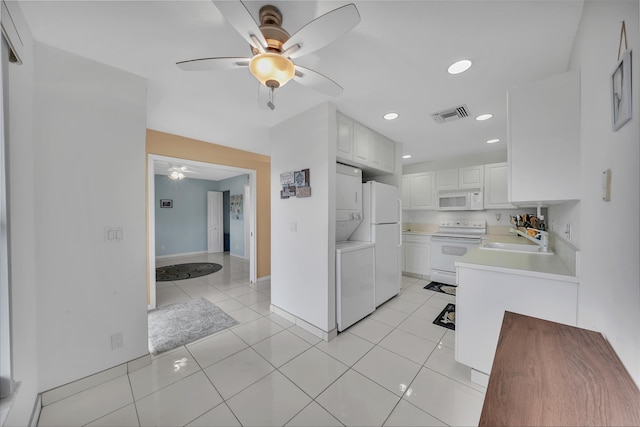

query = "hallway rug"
[[148, 297, 238, 355], [156, 262, 222, 282], [424, 281, 457, 296], [433, 303, 456, 330]]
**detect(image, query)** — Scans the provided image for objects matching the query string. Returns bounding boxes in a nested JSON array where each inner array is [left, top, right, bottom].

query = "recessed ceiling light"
[[475, 114, 493, 121], [447, 59, 472, 75], [402, 155, 412, 159], [384, 112, 399, 120], [486, 139, 500, 144]]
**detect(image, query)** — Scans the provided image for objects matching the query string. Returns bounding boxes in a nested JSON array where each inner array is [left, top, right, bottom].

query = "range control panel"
[[439, 220, 486, 229]]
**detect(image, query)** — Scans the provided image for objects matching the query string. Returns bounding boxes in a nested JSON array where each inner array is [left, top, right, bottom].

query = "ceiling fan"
[[176, 1, 360, 109], [167, 165, 195, 180]]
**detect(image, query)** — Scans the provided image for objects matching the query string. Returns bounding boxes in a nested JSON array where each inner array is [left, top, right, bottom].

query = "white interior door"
[[207, 191, 223, 253]]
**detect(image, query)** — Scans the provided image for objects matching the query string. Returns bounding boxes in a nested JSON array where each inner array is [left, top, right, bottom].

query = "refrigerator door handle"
[[397, 199, 402, 247]]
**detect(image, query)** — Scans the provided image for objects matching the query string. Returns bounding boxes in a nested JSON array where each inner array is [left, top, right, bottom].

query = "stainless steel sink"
[[480, 241, 554, 255]]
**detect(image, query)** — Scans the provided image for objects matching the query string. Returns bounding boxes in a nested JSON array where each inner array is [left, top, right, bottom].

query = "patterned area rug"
[[433, 303, 456, 330], [424, 281, 457, 296], [156, 262, 222, 282], [148, 297, 238, 355]]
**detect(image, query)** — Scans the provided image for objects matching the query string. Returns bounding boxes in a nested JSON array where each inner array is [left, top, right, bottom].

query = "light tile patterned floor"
[[37, 252, 485, 427]]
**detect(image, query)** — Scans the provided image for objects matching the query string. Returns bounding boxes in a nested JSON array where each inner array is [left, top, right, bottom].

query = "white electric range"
[[430, 220, 486, 285]]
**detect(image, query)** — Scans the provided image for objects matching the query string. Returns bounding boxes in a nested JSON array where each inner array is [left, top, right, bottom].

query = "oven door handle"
[[441, 246, 468, 257], [431, 236, 482, 245]]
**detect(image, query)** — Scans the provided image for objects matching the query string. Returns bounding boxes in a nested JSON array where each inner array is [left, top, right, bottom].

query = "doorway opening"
[[147, 154, 257, 310]]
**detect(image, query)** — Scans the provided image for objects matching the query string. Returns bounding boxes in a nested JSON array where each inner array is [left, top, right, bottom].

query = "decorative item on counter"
[[510, 214, 546, 230]]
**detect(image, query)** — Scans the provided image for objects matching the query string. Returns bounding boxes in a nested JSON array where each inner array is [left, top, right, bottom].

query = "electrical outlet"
[[111, 332, 123, 350]]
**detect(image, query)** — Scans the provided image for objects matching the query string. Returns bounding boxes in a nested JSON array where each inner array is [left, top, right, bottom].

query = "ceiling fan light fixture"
[[169, 171, 185, 180], [249, 52, 295, 88]]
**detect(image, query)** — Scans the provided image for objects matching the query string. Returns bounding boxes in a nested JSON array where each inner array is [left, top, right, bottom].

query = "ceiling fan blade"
[[293, 66, 343, 97], [283, 3, 360, 59], [212, 0, 267, 52], [176, 57, 250, 71]]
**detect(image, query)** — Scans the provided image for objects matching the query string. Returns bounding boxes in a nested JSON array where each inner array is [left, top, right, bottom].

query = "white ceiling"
[[20, 0, 584, 168], [153, 159, 248, 181]]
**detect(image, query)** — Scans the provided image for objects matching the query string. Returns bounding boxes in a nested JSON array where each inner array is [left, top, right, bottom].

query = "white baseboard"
[[29, 393, 41, 427], [40, 353, 150, 407], [270, 305, 336, 342], [155, 251, 207, 259]]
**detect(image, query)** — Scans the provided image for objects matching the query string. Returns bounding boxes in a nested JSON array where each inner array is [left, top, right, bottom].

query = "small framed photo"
[[611, 49, 632, 131], [160, 199, 173, 208]]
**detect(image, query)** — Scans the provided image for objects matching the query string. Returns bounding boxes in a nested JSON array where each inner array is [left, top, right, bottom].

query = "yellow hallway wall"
[[146, 129, 271, 285]]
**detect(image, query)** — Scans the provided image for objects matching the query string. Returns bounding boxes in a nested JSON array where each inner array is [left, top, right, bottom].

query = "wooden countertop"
[[479, 312, 640, 426]]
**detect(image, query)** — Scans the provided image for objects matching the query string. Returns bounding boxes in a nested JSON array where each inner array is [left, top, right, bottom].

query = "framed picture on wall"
[[160, 199, 173, 208], [611, 49, 632, 131]]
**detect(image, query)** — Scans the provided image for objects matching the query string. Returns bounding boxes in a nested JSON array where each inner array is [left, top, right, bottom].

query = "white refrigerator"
[[351, 181, 401, 307]]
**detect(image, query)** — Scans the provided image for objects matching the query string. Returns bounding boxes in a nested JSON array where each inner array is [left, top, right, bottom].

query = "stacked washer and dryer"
[[335, 163, 401, 332]]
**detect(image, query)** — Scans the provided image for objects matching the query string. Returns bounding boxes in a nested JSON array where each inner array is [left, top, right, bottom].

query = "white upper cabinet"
[[458, 165, 484, 189], [336, 112, 396, 174], [508, 70, 580, 204], [353, 121, 370, 164], [436, 169, 459, 191], [336, 112, 354, 161], [484, 162, 515, 209], [401, 175, 411, 209], [437, 166, 483, 191], [403, 172, 436, 210]]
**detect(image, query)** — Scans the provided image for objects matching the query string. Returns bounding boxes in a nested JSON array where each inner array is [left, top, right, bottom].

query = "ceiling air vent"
[[431, 104, 470, 124]]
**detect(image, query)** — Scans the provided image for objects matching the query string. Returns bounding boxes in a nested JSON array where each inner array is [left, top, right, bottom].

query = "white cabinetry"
[[484, 162, 515, 209], [353, 121, 369, 164], [336, 112, 354, 161], [337, 112, 395, 174], [459, 165, 484, 189], [401, 175, 411, 209], [436, 165, 483, 191], [508, 70, 580, 204], [402, 172, 436, 210], [403, 233, 431, 276], [456, 266, 577, 376], [436, 169, 458, 191]]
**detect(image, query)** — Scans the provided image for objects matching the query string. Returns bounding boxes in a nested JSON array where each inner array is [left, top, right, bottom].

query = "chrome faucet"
[[509, 227, 550, 252]]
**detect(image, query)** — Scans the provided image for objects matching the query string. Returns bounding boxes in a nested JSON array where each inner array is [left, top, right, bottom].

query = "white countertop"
[[456, 248, 578, 283]]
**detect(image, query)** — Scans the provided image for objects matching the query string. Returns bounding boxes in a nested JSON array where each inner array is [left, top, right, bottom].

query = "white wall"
[[271, 103, 337, 333], [554, 0, 640, 382], [31, 43, 148, 391], [4, 2, 39, 424]]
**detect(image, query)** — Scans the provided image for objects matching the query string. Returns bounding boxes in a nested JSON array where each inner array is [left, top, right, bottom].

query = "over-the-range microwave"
[[437, 189, 483, 211]]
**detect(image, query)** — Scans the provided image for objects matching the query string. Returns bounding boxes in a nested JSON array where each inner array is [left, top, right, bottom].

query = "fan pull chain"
[[267, 87, 276, 110]]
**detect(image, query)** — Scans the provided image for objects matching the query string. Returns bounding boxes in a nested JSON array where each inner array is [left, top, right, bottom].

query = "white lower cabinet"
[[402, 234, 431, 276], [455, 266, 578, 376]]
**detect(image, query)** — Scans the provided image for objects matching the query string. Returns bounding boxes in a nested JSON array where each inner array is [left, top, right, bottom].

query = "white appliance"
[[437, 189, 484, 211], [430, 220, 486, 285], [336, 241, 375, 332], [335, 163, 363, 241], [335, 163, 375, 331], [351, 181, 401, 307]]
